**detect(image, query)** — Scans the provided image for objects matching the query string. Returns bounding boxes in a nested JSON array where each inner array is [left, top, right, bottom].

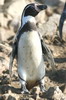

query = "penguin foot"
[[21, 90, 30, 94], [39, 78, 46, 93], [21, 85, 30, 94], [40, 84, 46, 92]]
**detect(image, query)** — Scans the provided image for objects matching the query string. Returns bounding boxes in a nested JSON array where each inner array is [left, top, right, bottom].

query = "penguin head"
[[21, 3, 47, 26], [23, 3, 47, 17]]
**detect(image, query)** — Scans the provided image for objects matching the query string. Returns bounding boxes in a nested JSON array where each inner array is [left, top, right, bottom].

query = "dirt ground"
[[0, 37, 66, 100]]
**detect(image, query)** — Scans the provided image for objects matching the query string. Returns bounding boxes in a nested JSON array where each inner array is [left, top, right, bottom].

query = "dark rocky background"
[[0, 0, 66, 100]]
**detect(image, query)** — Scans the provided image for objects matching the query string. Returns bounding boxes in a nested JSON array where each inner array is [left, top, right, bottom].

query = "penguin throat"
[[22, 16, 36, 27]]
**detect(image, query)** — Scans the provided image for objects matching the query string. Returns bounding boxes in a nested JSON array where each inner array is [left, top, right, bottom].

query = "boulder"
[[0, 0, 4, 5], [7, 18, 20, 33], [52, 86, 66, 100], [40, 0, 60, 6], [37, 0, 65, 14], [38, 14, 60, 38], [36, 10, 47, 24], [7, 0, 26, 18], [0, 27, 15, 41], [0, 13, 8, 28]]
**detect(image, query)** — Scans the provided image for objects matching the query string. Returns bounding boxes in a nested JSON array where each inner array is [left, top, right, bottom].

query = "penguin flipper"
[[9, 26, 23, 78], [9, 40, 17, 77], [41, 40, 55, 71]]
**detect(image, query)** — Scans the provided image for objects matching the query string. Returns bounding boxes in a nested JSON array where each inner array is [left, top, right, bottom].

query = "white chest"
[[18, 30, 45, 82]]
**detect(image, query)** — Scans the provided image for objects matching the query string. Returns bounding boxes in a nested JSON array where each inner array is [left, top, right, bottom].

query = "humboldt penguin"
[[9, 3, 55, 94]]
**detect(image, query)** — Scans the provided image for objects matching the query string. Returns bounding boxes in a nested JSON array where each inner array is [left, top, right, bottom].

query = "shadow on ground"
[[54, 57, 66, 63], [47, 69, 66, 84]]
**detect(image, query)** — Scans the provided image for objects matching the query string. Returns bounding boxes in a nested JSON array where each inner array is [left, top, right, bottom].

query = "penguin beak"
[[36, 4, 47, 11]]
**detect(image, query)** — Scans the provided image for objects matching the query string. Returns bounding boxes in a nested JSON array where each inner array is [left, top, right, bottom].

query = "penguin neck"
[[22, 16, 36, 27]]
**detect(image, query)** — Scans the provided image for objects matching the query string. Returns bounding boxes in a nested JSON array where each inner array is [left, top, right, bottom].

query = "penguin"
[[59, 2, 66, 40], [9, 3, 55, 94]]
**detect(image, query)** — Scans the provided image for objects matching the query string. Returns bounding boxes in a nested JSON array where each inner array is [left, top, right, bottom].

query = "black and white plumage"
[[9, 3, 55, 94], [59, 2, 66, 40]]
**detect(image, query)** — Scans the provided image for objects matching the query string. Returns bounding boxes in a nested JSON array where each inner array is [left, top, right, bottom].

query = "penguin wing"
[[9, 36, 17, 77], [41, 39, 55, 71], [9, 26, 24, 77]]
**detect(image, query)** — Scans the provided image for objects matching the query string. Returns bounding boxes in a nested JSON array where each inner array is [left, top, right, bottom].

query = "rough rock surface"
[[37, 0, 65, 14], [7, 0, 26, 18], [0, 0, 66, 100], [38, 14, 60, 37]]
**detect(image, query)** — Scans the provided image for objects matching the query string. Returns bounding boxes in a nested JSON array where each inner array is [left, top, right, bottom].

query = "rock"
[[40, 86, 66, 100], [0, 12, 15, 42], [55, 1, 65, 14], [27, 0, 35, 3], [0, 42, 12, 71], [40, 0, 60, 6], [0, 96, 5, 100], [4, 0, 13, 3], [52, 86, 66, 100], [7, 18, 20, 33], [0, 27, 15, 41], [7, 95, 16, 100], [7, 0, 26, 18], [37, 0, 65, 14], [36, 10, 48, 24], [38, 14, 60, 38], [45, 6, 54, 16], [0, 0, 4, 5], [0, 28, 6, 41], [0, 13, 8, 28]]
